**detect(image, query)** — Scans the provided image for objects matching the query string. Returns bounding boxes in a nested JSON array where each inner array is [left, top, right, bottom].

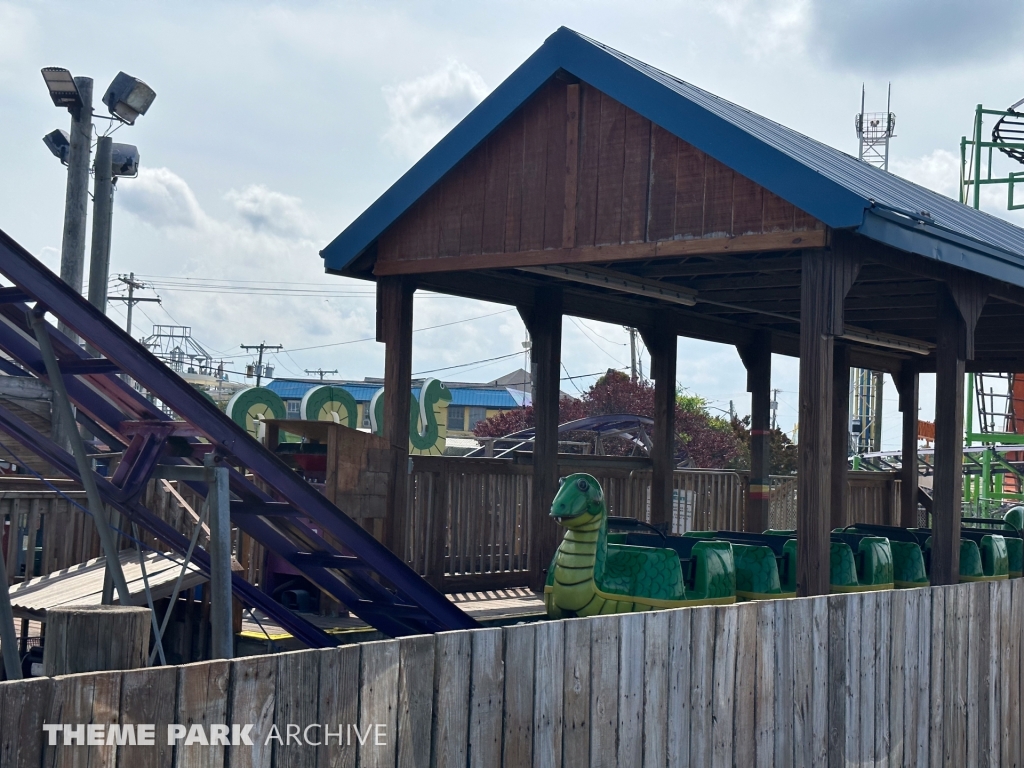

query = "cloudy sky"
[[2, 0, 1024, 448]]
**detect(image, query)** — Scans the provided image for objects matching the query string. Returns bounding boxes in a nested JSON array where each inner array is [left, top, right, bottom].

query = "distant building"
[[265, 369, 532, 441]]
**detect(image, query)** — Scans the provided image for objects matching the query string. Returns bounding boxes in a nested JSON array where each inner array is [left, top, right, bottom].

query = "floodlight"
[[110, 143, 140, 178], [42, 129, 71, 164], [102, 72, 156, 125], [40, 67, 83, 111]]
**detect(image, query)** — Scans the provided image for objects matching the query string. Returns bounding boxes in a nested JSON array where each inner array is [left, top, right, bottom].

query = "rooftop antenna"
[[855, 82, 896, 171]]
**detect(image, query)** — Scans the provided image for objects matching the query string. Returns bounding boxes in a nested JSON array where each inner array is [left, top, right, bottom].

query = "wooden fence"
[[2, 479, 266, 591], [3, 465, 902, 598], [0, 579, 1020, 767], [404, 458, 902, 592]]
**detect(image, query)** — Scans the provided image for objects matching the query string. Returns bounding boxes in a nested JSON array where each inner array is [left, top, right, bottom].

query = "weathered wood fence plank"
[[175, 660, 230, 768], [397, 635, 434, 768], [359, 640, 399, 768], [468, 628, 503, 768], [561, 618, 591, 767], [226, 654, 276, 768], [317, 644, 360, 768], [641, 610, 669, 768], [120, 666, 176, 768], [504, 622, 536, 768], [588, 615, 618, 768], [665, 608, 691, 767], [710, 605, 737, 768], [533, 619, 564, 768], [274, 650, 319, 768]]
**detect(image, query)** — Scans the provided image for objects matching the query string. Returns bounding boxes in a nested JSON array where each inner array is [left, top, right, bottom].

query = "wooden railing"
[[1, 580, 1019, 767], [404, 458, 904, 592], [2, 478, 266, 591], [2, 464, 903, 598]]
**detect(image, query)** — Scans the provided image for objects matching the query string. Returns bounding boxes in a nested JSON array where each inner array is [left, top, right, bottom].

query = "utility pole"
[[58, 77, 93, 341], [87, 137, 114, 315], [109, 273, 160, 336], [305, 368, 338, 381], [627, 327, 637, 383], [771, 388, 780, 430], [241, 342, 282, 386], [872, 370, 884, 452]]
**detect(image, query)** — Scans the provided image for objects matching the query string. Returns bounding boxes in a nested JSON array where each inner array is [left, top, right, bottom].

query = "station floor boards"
[[238, 587, 546, 652]]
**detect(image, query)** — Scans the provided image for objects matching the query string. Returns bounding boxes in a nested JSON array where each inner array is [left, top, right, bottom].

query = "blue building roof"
[[447, 388, 519, 408], [266, 379, 520, 409], [322, 27, 1024, 289]]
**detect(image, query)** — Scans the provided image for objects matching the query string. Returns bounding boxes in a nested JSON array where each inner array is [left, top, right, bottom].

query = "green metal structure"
[[960, 100, 1024, 211]]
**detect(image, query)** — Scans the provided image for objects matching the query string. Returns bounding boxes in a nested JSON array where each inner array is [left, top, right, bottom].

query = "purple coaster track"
[[0, 228, 477, 645]]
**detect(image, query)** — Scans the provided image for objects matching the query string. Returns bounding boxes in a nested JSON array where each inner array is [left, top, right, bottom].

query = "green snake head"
[[550, 473, 605, 529]]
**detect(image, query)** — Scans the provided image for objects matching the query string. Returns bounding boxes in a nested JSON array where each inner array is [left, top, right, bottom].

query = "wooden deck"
[[239, 587, 545, 645], [6, 550, 205, 619]]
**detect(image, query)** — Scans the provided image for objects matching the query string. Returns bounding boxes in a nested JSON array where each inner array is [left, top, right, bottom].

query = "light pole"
[[41, 68, 153, 320], [41, 68, 92, 342]]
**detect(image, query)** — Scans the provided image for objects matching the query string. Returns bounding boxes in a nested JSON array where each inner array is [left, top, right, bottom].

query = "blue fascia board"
[[858, 209, 1024, 289], [321, 27, 869, 274]]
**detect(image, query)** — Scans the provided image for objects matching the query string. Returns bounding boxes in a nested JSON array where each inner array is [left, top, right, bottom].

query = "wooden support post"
[[738, 333, 771, 533], [798, 245, 859, 596], [831, 343, 851, 530], [377, 276, 415, 558], [42, 606, 150, 675], [642, 327, 678, 532], [897, 366, 920, 528], [0, 535, 21, 679], [518, 287, 562, 592], [205, 454, 233, 660], [932, 290, 967, 585], [932, 278, 986, 584]]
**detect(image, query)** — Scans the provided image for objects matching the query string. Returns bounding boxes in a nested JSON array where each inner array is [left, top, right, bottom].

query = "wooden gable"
[[375, 80, 825, 275]]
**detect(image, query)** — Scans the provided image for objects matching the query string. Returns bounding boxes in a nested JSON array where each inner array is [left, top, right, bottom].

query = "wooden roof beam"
[[374, 230, 826, 277]]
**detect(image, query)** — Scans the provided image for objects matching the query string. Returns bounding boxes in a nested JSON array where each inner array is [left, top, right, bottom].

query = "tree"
[[728, 415, 798, 476], [473, 370, 745, 468]]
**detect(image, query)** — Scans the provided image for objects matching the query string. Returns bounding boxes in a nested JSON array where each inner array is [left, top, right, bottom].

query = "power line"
[[250, 308, 516, 357], [413, 351, 522, 376]]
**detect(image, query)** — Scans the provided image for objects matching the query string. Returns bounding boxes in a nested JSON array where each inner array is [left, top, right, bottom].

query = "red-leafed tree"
[[474, 369, 744, 468]]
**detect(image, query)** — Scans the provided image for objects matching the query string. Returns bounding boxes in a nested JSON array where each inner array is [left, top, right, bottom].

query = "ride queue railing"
[[403, 457, 902, 592]]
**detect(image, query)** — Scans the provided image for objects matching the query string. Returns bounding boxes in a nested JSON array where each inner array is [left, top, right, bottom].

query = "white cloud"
[[0, 3, 36, 74], [225, 184, 314, 238], [890, 149, 960, 199], [382, 59, 488, 160], [702, 0, 809, 58], [117, 167, 207, 230]]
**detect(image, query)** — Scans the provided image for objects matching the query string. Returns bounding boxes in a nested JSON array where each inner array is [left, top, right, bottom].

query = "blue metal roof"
[[266, 379, 518, 408], [266, 380, 381, 402], [447, 388, 518, 408], [322, 27, 1024, 289], [266, 380, 316, 399]]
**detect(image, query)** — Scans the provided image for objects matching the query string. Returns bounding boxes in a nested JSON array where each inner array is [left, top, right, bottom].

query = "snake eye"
[[576, 478, 589, 492]]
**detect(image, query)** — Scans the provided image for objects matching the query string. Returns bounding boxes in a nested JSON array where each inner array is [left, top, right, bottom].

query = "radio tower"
[[851, 84, 896, 454]]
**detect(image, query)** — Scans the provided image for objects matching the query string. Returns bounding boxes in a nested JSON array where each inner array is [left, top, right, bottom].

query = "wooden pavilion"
[[321, 28, 1024, 596]]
